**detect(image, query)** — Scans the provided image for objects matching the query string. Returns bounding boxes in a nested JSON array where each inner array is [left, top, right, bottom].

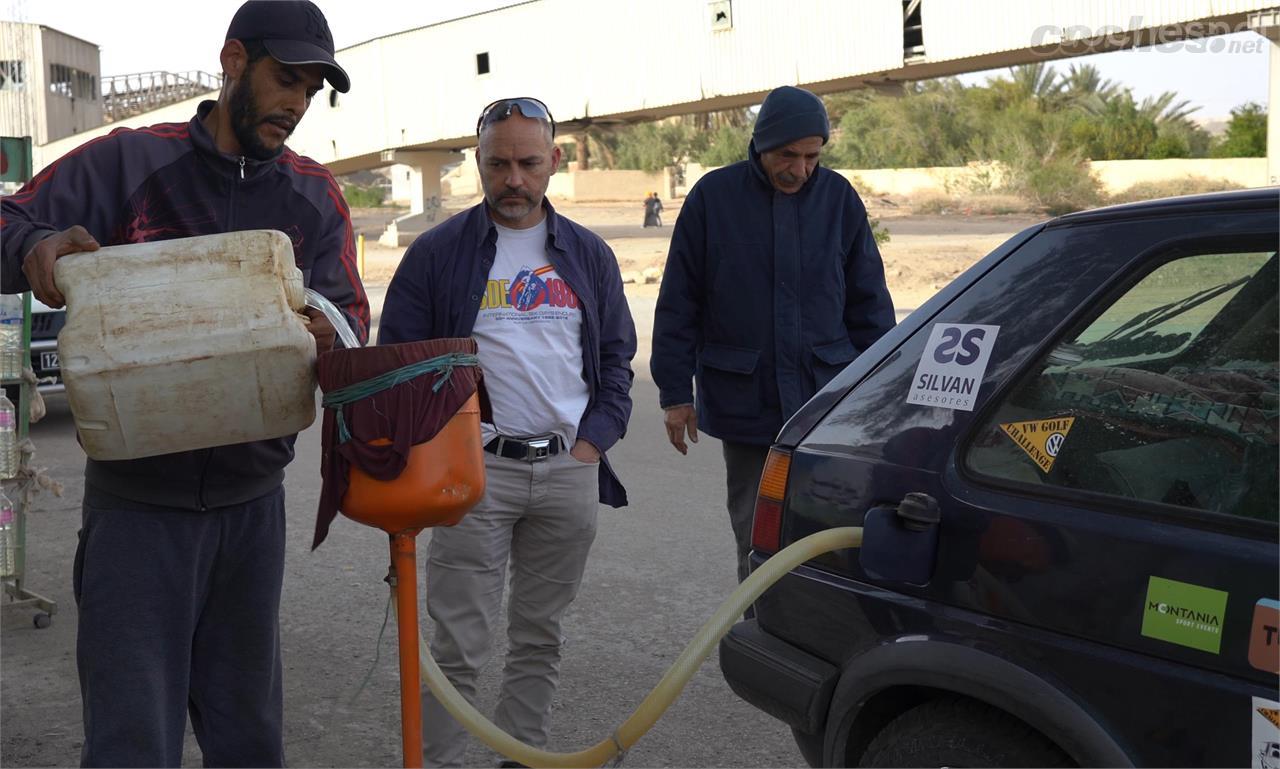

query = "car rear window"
[[965, 248, 1277, 523]]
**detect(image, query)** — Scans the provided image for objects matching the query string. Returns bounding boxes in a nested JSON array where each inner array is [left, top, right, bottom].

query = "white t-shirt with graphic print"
[[472, 219, 590, 449]]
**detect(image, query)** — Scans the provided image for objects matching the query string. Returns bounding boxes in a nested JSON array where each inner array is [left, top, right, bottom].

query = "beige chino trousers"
[[421, 449, 599, 767]]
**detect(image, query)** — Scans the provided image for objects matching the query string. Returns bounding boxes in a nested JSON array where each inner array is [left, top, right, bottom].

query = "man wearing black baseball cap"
[[2, 1, 368, 766], [209, 0, 350, 163], [225, 0, 350, 94]]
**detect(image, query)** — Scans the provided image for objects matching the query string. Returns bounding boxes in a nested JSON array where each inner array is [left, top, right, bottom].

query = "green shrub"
[[1210, 103, 1266, 158], [906, 191, 1035, 215], [1147, 133, 1191, 160], [870, 216, 890, 246], [910, 192, 956, 214], [695, 123, 752, 167], [1109, 176, 1240, 204], [342, 184, 385, 208], [1014, 156, 1103, 215], [958, 194, 1036, 214]]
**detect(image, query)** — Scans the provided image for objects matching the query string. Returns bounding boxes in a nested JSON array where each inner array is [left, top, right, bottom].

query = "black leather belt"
[[484, 434, 563, 462]]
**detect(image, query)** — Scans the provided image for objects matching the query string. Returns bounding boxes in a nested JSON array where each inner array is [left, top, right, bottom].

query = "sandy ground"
[[351, 197, 1045, 317]]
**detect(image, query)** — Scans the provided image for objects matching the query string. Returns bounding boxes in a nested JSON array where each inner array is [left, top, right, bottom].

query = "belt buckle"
[[525, 437, 552, 461]]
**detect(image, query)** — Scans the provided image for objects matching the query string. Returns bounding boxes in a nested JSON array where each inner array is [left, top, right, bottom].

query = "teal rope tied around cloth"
[[322, 352, 480, 443]]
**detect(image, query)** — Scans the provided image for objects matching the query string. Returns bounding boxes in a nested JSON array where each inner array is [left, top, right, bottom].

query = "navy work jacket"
[[651, 143, 895, 445], [379, 200, 636, 507]]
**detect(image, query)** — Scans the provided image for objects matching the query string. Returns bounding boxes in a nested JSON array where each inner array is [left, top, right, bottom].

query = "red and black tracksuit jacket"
[[0, 100, 370, 510]]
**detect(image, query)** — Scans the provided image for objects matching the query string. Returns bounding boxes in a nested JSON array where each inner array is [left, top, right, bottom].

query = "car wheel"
[[858, 695, 1072, 768], [791, 726, 825, 767]]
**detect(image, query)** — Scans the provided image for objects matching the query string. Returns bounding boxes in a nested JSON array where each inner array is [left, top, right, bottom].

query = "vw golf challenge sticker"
[[999, 417, 1075, 473], [1141, 576, 1227, 654], [906, 323, 1000, 411]]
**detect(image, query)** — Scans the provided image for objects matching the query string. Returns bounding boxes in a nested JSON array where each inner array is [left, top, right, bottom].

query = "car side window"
[[965, 248, 1277, 523]]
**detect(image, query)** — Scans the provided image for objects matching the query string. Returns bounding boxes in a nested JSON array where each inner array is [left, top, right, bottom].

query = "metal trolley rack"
[[2, 291, 58, 628]]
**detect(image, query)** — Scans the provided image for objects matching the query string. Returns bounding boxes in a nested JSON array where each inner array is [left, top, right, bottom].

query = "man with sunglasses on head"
[[0, 2, 368, 765], [380, 97, 636, 767]]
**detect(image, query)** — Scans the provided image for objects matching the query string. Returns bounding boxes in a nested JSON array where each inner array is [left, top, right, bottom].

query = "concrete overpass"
[[36, 0, 1280, 236]]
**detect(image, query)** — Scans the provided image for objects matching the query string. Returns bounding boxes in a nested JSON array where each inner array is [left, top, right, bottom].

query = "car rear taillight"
[[751, 448, 791, 556]]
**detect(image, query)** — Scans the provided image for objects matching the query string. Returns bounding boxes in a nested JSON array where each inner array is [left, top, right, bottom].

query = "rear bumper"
[[719, 619, 838, 734]]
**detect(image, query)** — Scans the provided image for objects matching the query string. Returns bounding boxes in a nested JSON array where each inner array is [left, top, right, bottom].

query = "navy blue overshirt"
[[379, 200, 636, 507]]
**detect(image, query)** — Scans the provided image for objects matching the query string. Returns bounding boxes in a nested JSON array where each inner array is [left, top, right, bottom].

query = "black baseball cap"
[[226, 0, 351, 93]]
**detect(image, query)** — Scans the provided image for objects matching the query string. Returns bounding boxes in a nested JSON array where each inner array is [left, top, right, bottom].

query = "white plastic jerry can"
[[54, 230, 318, 460]]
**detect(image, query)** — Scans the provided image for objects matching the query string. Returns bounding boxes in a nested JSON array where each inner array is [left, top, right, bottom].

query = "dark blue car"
[[720, 188, 1279, 767]]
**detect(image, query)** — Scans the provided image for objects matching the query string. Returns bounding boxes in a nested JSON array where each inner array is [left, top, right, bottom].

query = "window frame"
[[0, 60, 26, 91], [957, 230, 1279, 539]]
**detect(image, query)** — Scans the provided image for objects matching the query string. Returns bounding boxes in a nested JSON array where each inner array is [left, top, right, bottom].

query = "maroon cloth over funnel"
[[313, 338, 487, 549]]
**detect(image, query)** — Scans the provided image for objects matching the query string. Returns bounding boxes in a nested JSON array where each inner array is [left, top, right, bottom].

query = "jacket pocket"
[[702, 343, 760, 375], [699, 343, 762, 418], [811, 338, 859, 389]]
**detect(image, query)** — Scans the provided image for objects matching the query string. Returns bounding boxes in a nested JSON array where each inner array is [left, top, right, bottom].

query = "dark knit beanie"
[[751, 86, 830, 153]]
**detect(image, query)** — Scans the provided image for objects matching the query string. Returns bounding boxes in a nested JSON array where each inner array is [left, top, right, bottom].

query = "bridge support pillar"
[[1269, 34, 1279, 185], [1252, 10, 1280, 184], [378, 149, 464, 247]]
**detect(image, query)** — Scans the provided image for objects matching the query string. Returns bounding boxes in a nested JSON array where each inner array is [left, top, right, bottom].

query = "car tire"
[[791, 726, 825, 767], [858, 695, 1072, 768]]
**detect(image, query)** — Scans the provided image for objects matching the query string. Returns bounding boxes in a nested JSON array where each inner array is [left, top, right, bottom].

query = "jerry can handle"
[[304, 288, 363, 350]]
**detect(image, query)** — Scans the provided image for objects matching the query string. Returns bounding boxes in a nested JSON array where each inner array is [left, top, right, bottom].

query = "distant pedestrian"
[[643, 191, 664, 227]]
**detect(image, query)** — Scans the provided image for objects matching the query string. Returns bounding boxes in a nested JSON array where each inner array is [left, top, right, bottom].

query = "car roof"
[[1047, 186, 1279, 228]]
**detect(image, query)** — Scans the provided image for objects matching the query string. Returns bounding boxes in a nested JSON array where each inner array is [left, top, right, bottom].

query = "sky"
[[2, 0, 1271, 122], [957, 30, 1270, 122]]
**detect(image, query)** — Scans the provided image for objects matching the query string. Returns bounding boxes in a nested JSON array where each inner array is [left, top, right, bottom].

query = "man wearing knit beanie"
[[651, 85, 895, 603]]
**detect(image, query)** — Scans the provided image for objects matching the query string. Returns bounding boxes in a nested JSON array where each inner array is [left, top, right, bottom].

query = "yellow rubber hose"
[[405, 526, 863, 768]]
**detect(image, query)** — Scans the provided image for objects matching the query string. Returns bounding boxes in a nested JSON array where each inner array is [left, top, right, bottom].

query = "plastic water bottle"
[[0, 294, 22, 382], [0, 490, 13, 578], [0, 394, 16, 479]]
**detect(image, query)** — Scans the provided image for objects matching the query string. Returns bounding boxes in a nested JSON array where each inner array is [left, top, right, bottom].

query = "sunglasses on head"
[[476, 97, 556, 138]]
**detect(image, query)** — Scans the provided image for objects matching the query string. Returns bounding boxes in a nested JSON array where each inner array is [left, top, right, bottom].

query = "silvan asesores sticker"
[[906, 323, 1000, 412], [1141, 576, 1228, 654]]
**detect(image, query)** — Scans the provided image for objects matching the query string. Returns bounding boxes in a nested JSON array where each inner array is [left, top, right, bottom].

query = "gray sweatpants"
[[421, 450, 599, 767], [74, 486, 286, 768]]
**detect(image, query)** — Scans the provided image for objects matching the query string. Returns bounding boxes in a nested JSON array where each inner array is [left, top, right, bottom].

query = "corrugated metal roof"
[[292, 0, 906, 162], [35, 1, 1266, 168]]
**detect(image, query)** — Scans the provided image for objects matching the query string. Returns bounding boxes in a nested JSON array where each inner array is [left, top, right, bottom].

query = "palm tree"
[[1009, 62, 1064, 107], [567, 123, 618, 170], [1062, 63, 1120, 103], [690, 107, 754, 132], [1138, 91, 1199, 127]]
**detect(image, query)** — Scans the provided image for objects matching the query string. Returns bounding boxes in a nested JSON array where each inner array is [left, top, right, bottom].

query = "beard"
[[229, 69, 292, 162], [485, 188, 538, 224]]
